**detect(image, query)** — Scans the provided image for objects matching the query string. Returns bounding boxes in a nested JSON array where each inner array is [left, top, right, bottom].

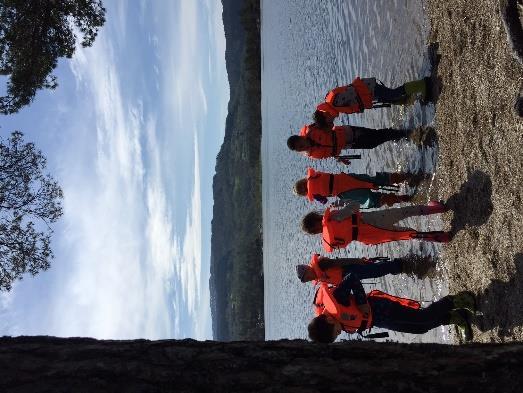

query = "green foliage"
[[0, 0, 106, 114], [0, 131, 63, 291]]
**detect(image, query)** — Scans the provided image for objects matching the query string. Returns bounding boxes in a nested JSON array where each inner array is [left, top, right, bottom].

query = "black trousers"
[[351, 126, 407, 149], [342, 258, 403, 279], [369, 296, 453, 334], [374, 82, 407, 104]]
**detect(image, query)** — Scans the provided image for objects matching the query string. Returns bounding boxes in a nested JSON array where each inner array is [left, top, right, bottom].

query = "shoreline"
[[426, 0, 523, 342]]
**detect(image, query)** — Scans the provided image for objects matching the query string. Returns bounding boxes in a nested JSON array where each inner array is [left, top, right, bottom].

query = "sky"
[[0, 0, 229, 340]]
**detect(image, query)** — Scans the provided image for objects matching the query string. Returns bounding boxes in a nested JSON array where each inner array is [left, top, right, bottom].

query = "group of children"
[[287, 77, 476, 343]]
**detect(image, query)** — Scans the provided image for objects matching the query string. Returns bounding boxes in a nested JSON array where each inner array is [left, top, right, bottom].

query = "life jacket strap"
[[312, 287, 320, 305], [349, 83, 365, 113], [351, 214, 359, 240], [322, 237, 338, 250], [357, 319, 368, 334]]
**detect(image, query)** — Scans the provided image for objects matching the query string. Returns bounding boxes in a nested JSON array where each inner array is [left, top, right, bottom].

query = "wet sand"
[[425, 0, 523, 342]]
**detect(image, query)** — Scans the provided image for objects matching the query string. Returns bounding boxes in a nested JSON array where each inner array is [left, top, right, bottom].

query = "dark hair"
[[313, 110, 330, 129], [293, 179, 308, 196], [295, 265, 309, 282], [301, 211, 323, 234], [318, 258, 335, 271], [287, 135, 302, 150], [308, 314, 336, 343]]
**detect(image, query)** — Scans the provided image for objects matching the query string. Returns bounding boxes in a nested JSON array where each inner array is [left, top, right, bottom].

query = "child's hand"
[[358, 303, 370, 318], [331, 199, 344, 208], [337, 157, 352, 165], [314, 195, 328, 204]]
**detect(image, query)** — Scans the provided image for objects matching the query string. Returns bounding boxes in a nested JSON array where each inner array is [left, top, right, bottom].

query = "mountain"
[[210, 0, 263, 341]]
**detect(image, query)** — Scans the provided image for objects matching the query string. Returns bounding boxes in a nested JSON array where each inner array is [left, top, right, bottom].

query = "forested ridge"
[[210, 0, 263, 341]]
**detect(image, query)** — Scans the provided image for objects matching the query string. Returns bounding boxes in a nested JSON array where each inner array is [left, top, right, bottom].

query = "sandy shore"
[[424, 0, 523, 342]]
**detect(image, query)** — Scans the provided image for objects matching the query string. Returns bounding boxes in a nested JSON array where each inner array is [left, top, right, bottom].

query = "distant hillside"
[[210, 0, 263, 341]]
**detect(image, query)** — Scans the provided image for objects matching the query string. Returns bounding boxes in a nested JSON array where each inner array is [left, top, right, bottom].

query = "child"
[[315, 76, 429, 120], [308, 273, 476, 343], [293, 167, 420, 208], [295, 253, 435, 285], [287, 123, 407, 160], [301, 201, 451, 252]]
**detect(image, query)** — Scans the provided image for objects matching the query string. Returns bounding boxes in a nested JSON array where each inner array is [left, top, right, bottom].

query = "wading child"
[[287, 123, 408, 160], [315, 76, 430, 120], [293, 167, 423, 208]]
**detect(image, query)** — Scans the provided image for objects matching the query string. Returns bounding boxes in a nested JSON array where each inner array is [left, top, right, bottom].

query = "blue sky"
[[0, 0, 229, 339]]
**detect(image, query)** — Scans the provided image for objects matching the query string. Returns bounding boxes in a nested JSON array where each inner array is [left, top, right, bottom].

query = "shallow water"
[[261, 0, 450, 343]]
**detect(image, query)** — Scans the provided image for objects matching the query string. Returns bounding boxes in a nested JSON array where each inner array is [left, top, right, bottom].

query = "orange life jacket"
[[322, 208, 359, 252], [312, 286, 421, 333], [313, 283, 372, 333], [299, 124, 347, 159], [309, 253, 343, 285], [322, 208, 417, 252], [306, 167, 377, 202], [318, 77, 375, 116]]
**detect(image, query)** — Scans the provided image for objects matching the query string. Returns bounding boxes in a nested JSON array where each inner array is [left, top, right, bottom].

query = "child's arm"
[[332, 272, 366, 307], [318, 257, 367, 270], [331, 200, 360, 221]]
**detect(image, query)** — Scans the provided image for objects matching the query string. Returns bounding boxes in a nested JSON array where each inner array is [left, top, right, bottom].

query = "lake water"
[[261, 0, 451, 343]]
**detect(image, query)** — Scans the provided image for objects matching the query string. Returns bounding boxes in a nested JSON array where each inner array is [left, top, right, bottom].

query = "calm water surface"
[[261, 0, 450, 343]]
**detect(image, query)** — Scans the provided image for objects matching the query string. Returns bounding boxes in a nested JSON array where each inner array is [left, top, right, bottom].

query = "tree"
[[0, 0, 106, 114], [0, 336, 521, 392], [0, 131, 63, 291]]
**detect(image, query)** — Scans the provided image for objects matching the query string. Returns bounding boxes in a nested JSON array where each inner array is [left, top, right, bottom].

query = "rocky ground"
[[421, 0, 523, 342]]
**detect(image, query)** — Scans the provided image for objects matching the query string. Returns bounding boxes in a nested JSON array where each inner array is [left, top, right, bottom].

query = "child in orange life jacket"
[[286, 123, 408, 160], [308, 273, 476, 343], [293, 167, 416, 208], [315, 77, 430, 120], [296, 253, 436, 285], [301, 200, 452, 252]]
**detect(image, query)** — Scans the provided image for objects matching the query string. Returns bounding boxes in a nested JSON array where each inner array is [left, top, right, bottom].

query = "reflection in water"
[[261, 0, 450, 342]]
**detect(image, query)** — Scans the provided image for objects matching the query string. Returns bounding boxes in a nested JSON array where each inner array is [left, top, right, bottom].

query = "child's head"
[[295, 265, 316, 283], [293, 179, 308, 196], [301, 211, 323, 234], [308, 314, 341, 343], [287, 135, 309, 151]]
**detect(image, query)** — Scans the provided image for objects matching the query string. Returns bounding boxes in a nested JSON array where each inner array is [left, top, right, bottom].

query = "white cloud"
[[178, 135, 202, 316], [0, 0, 223, 341], [46, 32, 179, 339], [53, 46, 144, 337], [60, 30, 210, 338]]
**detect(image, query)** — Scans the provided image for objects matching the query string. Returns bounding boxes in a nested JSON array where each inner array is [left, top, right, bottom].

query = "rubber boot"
[[449, 309, 474, 342], [407, 126, 437, 147], [389, 172, 411, 184], [389, 172, 429, 186], [411, 231, 452, 243], [451, 291, 477, 313], [403, 79, 427, 102], [404, 172, 431, 187], [380, 194, 412, 207], [400, 255, 437, 279]]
